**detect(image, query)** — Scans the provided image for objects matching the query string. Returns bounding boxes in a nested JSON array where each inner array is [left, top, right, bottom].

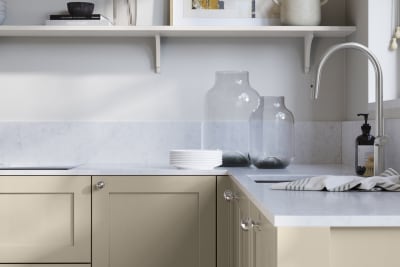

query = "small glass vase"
[[202, 71, 261, 167], [250, 96, 294, 169]]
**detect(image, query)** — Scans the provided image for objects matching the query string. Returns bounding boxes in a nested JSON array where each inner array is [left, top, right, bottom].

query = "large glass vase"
[[202, 71, 261, 167]]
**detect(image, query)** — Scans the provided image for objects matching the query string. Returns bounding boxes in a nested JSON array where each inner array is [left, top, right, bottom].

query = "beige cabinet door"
[[0, 176, 91, 263], [231, 182, 251, 267], [92, 176, 216, 267], [250, 202, 277, 267], [217, 176, 233, 267]]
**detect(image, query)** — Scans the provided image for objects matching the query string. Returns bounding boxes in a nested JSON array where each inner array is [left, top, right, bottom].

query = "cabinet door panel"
[[232, 182, 250, 267], [250, 203, 277, 267], [0, 176, 91, 263], [93, 176, 216, 267], [217, 176, 233, 267]]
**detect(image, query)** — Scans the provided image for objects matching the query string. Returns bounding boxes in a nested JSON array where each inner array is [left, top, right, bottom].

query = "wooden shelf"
[[0, 25, 356, 73]]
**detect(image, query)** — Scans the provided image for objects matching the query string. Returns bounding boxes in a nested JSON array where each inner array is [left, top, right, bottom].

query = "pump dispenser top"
[[357, 113, 372, 136]]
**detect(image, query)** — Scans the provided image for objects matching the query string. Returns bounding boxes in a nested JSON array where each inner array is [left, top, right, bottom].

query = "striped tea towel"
[[270, 168, 400, 192]]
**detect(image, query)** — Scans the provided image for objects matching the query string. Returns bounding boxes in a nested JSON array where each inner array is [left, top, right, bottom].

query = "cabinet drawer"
[[0, 176, 91, 263]]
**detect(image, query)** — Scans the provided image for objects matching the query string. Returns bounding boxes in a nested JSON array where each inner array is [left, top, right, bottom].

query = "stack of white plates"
[[0, 0, 6, 25], [169, 149, 222, 170]]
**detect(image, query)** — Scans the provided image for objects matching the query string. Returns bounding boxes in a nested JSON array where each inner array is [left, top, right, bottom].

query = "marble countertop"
[[228, 165, 400, 227], [1, 163, 400, 227]]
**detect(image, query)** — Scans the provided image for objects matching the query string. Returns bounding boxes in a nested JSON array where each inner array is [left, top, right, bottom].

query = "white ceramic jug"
[[273, 0, 328, 26]]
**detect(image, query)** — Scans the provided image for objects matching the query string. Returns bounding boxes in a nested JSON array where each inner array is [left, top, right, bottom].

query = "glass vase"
[[250, 96, 294, 169], [202, 71, 261, 167]]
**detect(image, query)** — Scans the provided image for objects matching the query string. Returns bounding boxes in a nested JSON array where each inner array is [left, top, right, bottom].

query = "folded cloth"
[[270, 168, 400, 192]]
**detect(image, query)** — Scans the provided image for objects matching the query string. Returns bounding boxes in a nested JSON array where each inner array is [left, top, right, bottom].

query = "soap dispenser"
[[355, 113, 375, 176]]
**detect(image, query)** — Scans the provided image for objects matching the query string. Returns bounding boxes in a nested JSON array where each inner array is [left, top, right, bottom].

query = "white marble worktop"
[[2, 163, 400, 227], [228, 165, 400, 227]]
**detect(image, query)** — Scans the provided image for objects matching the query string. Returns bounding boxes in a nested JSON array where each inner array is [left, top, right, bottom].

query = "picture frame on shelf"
[[170, 0, 280, 26]]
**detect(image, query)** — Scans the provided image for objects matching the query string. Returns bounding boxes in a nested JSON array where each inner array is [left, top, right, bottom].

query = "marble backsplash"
[[0, 121, 342, 167]]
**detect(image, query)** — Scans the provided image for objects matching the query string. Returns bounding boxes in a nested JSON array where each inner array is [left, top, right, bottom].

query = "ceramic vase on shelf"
[[273, 0, 328, 26], [250, 96, 294, 169], [0, 0, 6, 25], [202, 71, 261, 167], [113, 0, 135, 25]]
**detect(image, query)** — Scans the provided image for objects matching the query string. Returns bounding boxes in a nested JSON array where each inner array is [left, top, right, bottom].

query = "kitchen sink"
[[0, 165, 77, 170], [248, 174, 312, 183]]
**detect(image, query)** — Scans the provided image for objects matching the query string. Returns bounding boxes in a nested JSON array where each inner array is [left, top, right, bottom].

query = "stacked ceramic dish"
[[0, 0, 5, 25], [169, 149, 222, 170]]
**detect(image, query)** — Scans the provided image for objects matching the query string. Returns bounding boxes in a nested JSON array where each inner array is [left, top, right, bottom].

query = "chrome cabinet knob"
[[240, 218, 252, 231], [240, 218, 261, 231], [223, 189, 237, 202], [95, 181, 105, 190], [252, 220, 262, 231]]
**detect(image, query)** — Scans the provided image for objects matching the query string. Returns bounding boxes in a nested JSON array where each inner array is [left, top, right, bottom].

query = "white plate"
[[170, 151, 222, 156], [172, 162, 221, 166], [170, 157, 222, 161], [172, 163, 220, 170], [170, 159, 222, 162], [169, 156, 222, 160]]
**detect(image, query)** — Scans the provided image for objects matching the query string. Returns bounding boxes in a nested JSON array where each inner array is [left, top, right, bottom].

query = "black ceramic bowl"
[[67, 2, 95, 17]]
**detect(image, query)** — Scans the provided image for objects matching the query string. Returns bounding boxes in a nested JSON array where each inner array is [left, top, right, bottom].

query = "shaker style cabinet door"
[[250, 202, 277, 267], [0, 176, 91, 263], [92, 176, 216, 267], [231, 182, 251, 267], [217, 176, 234, 267]]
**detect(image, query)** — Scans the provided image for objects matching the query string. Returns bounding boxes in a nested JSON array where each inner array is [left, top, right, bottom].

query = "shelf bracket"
[[304, 33, 314, 73], [155, 34, 161, 74]]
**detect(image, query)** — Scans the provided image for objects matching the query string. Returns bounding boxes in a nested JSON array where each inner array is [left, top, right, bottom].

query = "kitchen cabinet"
[[92, 175, 216, 267], [0, 176, 91, 263], [0, 25, 355, 73], [250, 202, 276, 267], [223, 178, 400, 267], [222, 178, 328, 267], [218, 177, 253, 267], [232, 181, 251, 267], [217, 176, 233, 267]]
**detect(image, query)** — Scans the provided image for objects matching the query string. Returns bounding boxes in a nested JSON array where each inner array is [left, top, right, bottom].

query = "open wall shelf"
[[0, 25, 356, 73]]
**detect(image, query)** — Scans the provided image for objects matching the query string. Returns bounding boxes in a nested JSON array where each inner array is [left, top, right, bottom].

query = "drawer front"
[[0, 176, 91, 263]]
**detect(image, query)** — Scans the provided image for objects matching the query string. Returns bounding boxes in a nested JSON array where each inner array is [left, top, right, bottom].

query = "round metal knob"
[[240, 218, 252, 231], [223, 189, 237, 202], [252, 220, 262, 231], [95, 181, 105, 190]]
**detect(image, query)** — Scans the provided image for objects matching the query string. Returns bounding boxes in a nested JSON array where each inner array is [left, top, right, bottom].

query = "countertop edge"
[[2, 163, 399, 227]]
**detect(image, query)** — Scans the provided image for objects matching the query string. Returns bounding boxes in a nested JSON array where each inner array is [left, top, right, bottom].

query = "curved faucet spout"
[[314, 42, 385, 175]]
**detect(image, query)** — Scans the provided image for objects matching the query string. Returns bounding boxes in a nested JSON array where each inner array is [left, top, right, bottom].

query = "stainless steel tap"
[[314, 42, 386, 175]]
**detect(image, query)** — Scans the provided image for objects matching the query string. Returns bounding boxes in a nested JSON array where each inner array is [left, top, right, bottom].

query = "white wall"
[[345, 0, 369, 120], [0, 0, 347, 122], [345, 0, 400, 120], [368, 0, 399, 102]]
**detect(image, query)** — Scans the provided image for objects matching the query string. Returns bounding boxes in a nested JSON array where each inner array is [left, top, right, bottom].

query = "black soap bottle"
[[355, 113, 375, 176]]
